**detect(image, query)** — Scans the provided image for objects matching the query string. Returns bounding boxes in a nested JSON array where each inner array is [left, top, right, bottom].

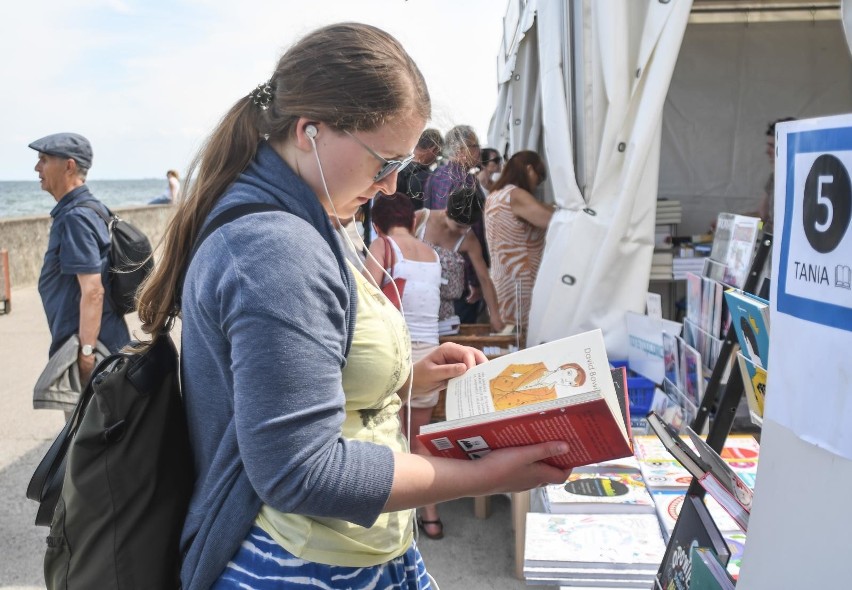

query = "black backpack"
[[76, 202, 154, 316], [27, 203, 284, 589]]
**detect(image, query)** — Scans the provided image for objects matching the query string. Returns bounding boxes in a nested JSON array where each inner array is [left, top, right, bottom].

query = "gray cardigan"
[[179, 143, 395, 590]]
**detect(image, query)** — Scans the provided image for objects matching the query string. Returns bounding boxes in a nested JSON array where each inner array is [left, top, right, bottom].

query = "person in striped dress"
[[484, 151, 555, 342]]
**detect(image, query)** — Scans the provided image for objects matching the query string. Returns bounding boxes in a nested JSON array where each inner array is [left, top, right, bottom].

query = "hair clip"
[[250, 81, 275, 110]]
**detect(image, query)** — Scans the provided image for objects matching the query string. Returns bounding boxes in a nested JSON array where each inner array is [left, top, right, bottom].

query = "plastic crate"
[[611, 360, 656, 417]]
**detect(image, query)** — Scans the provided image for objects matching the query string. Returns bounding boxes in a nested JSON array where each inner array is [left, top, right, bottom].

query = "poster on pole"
[[770, 114, 852, 460]]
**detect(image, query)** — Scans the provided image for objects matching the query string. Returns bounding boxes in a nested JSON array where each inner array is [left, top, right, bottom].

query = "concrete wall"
[[0, 205, 174, 289]]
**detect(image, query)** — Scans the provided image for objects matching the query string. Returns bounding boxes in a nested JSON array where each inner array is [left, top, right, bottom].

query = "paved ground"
[[0, 286, 536, 589]]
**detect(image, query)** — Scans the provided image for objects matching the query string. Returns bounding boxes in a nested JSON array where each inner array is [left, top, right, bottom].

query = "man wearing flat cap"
[[30, 132, 129, 415]]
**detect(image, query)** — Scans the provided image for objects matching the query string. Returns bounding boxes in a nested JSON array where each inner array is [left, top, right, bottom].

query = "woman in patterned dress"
[[484, 151, 555, 341]]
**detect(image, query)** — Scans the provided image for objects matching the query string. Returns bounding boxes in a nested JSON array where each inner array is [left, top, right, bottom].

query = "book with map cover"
[[524, 512, 666, 575], [418, 330, 633, 470]]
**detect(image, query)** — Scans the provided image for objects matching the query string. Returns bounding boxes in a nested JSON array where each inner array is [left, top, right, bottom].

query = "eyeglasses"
[[343, 130, 415, 182]]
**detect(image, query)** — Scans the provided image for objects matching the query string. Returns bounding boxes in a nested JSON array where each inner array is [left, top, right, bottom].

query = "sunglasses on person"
[[343, 130, 415, 182]]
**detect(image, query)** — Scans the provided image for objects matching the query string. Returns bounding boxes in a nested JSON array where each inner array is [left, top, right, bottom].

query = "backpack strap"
[[175, 203, 285, 309], [381, 236, 395, 283], [74, 200, 113, 226]]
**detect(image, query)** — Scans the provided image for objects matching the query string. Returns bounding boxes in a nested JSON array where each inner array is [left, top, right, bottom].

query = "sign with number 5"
[[771, 114, 852, 460], [777, 119, 852, 328]]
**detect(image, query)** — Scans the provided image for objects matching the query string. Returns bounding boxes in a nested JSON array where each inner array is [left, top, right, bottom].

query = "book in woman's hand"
[[417, 329, 633, 470]]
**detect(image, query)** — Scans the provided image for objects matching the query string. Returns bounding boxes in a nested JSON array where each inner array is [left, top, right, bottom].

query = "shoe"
[[416, 515, 444, 540]]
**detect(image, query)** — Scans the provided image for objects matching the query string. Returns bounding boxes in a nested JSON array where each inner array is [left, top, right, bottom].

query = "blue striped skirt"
[[211, 525, 432, 589]]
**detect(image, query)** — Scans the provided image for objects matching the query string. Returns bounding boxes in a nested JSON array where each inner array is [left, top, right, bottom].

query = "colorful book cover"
[[542, 470, 656, 514], [724, 289, 770, 368], [737, 352, 767, 419], [686, 272, 702, 323], [418, 331, 633, 470], [651, 491, 742, 540], [721, 217, 761, 289], [723, 531, 747, 580], [662, 330, 680, 387], [656, 495, 731, 590], [524, 512, 667, 570], [639, 459, 694, 490], [680, 341, 704, 406]]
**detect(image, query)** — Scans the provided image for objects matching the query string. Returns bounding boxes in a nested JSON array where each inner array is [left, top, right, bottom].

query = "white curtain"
[[490, 0, 692, 357]]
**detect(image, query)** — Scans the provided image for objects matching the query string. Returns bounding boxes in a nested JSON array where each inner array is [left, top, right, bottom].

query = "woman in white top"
[[364, 192, 446, 539]]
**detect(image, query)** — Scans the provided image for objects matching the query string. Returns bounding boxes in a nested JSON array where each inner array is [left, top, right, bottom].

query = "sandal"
[[416, 515, 444, 540]]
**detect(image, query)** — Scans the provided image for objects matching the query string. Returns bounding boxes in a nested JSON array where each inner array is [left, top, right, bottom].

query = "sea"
[[0, 179, 167, 219]]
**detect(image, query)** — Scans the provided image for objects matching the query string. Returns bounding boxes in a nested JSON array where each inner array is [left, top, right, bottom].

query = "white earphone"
[[305, 124, 318, 139]]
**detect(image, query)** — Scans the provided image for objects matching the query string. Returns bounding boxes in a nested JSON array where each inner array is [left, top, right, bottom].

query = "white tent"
[[489, 0, 852, 357], [489, 2, 852, 586], [489, 0, 693, 358]]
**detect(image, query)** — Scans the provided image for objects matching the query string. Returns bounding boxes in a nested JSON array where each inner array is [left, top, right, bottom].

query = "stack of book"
[[651, 249, 674, 280], [656, 199, 682, 225], [523, 512, 666, 588], [672, 255, 706, 280]]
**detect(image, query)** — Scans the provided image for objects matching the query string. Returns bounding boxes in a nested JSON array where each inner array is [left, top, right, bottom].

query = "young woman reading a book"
[[136, 23, 571, 590]]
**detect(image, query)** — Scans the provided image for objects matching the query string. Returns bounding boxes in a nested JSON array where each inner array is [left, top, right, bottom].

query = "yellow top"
[[256, 263, 413, 566]]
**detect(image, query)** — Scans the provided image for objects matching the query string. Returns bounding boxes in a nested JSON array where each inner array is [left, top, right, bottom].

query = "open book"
[[417, 329, 633, 470], [647, 412, 753, 531]]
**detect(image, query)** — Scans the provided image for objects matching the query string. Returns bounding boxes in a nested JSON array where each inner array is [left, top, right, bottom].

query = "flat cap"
[[28, 133, 93, 169]]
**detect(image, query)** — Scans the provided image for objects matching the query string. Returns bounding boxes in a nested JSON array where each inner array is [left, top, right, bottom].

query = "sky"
[[0, 0, 508, 180]]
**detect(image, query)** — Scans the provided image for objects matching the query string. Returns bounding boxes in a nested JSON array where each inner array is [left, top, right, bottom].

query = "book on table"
[[656, 494, 731, 590], [523, 512, 666, 585], [418, 329, 633, 470], [647, 412, 753, 531], [651, 490, 742, 541], [541, 469, 655, 514]]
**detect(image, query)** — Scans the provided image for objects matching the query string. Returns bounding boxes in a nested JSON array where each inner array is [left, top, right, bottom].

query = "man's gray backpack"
[[26, 203, 284, 589]]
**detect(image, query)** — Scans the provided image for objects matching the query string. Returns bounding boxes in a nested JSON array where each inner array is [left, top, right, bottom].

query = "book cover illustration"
[[686, 272, 702, 324], [651, 491, 741, 540], [657, 378, 698, 433], [542, 470, 655, 514], [656, 495, 730, 590], [708, 213, 760, 289], [690, 547, 735, 590], [680, 341, 704, 406], [721, 217, 761, 289], [649, 385, 686, 434], [722, 531, 747, 580], [524, 512, 667, 570], [662, 331, 680, 388], [639, 459, 694, 490], [724, 289, 770, 369], [418, 330, 632, 470], [737, 352, 766, 419]]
